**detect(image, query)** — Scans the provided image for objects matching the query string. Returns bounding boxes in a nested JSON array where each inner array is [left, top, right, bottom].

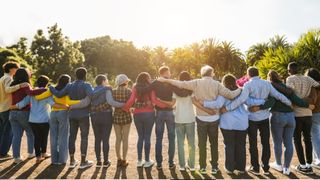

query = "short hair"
[[222, 74, 238, 91], [288, 62, 298, 74], [247, 67, 259, 77], [306, 68, 320, 82], [95, 74, 107, 85], [2, 61, 19, 73], [200, 65, 214, 77], [75, 67, 87, 80], [159, 66, 170, 75], [36, 75, 50, 88]]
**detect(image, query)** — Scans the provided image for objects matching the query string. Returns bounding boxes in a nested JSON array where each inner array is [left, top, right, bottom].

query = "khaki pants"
[[114, 123, 131, 160]]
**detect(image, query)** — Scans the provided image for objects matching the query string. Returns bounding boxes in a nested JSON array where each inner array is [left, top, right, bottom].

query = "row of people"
[[0, 61, 320, 176]]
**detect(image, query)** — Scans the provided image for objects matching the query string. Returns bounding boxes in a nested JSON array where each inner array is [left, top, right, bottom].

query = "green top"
[[260, 82, 309, 112]]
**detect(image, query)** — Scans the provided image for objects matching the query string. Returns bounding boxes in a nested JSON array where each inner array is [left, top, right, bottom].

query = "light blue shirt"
[[225, 77, 292, 121], [204, 96, 265, 130], [17, 96, 55, 123]]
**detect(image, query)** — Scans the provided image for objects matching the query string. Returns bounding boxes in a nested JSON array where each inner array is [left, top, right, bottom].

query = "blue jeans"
[[0, 110, 12, 156], [176, 122, 195, 169], [271, 112, 295, 168], [134, 112, 155, 162], [50, 110, 69, 164], [312, 113, 320, 162], [9, 110, 34, 158], [69, 116, 90, 156], [91, 111, 113, 162], [155, 110, 175, 166]]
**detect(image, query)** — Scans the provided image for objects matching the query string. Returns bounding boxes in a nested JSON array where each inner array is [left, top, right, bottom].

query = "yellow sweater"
[[35, 89, 80, 111]]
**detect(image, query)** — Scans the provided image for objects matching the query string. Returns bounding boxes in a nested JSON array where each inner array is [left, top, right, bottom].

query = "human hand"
[[10, 105, 18, 110], [249, 106, 260, 112], [20, 82, 29, 88], [220, 106, 228, 114], [309, 104, 315, 110]]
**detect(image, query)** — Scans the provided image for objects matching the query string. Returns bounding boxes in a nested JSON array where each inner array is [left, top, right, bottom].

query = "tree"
[[7, 37, 33, 65], [246, 42, 269, 66], [30, 24, 84, 82], [0, 48, 32, 76]]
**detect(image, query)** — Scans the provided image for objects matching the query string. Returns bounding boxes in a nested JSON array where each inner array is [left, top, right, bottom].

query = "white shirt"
[[173, 93, 196, 123]]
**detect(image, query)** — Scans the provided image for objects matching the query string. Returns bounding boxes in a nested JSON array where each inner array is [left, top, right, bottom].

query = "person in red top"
[[9, 68, 46, 164], [123, 72, 169, 168]]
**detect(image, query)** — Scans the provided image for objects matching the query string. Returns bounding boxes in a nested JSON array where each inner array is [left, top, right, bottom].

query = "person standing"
[[158, 65, 241, 175], [0, 62, 28, 160], [50, 67, 94, 169], [286, 62, 320, 174], [123, 72, 169, 168], [305, 68, 320, 169], [222, 67, 292, 175], [9, 68, 46, 164], [158, 71, 196, 172], [112, 74, 132, 167]]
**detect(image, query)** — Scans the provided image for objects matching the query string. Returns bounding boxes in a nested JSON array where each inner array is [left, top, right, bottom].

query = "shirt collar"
[[250, 76, 260, 81], [202, 76, 213, 80]]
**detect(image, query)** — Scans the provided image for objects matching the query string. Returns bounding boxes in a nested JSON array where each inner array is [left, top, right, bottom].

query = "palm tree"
[[246, 42, 269, 66]]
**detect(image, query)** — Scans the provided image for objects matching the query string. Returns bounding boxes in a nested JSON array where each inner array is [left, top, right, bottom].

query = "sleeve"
[[49, 84, 69, 98], [16, 96, 31, 109], [106, 90, 124, 108], [91, 86, 107, 99], [218, 83, 241, 99], [168, 79, 198, 91], [24, 85, 47, 96], [35, 89, 52, 100], [69, 96, 90, 109], [225, 87, 250, 111], [3, 77, 20, 93], [307, 76, 320, 88], [286, 77, 295, 89], [269, 83, 292, 106], [246, 98, 266, 106], [291, 93, 309, 108], [172, 93, 177, 100], [203, 96, 225, 109], [150, 91, 168, 108], [85, 83, 94, 96], [66, 96, 81, 106], [122, 87, 137, 111], [259, 96, 276, 110]]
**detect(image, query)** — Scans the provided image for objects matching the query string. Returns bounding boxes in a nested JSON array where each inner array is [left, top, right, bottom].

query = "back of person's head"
[[2, 61, 19, 74], [95, 74, 107, 86], [56, 74, 71, 90], [11, 68, 30, 86], [200, 65, 214, 77], [247, 67, 259, 78], [267, 70, 282, 83], [287, 62, 299, 75], [36, 75, 50, 88], [306, 68, 320, 82], [75, 67, 87, 80], [221, 74, 238, 91], [179, 71, 191, 81], [174, 71, 193, 97], [135, 72, 151, 97], [159, 66, 171, 78]]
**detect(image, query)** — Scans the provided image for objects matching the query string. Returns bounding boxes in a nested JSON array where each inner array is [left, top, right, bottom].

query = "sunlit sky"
[[1, 0, 320, 52]]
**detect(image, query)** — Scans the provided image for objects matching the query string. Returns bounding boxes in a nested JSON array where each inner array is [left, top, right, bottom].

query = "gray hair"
[[200, 65, 214, 77]]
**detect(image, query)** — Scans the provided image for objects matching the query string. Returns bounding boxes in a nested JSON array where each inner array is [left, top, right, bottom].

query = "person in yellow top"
[[35, 74, 86, 165]]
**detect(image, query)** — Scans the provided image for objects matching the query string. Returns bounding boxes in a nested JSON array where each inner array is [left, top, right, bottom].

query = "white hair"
[[200, 65, 214, 77]]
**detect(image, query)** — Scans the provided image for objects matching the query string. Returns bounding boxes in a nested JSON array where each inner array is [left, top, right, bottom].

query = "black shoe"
[[212, 168, 220, 175], [157, 165, 162, 170], [295, 165, 309, 174], [248, 166, 260, 175], [103, 161, 111, 168]]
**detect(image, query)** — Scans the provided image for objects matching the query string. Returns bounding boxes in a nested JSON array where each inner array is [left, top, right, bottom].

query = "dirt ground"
[[0, 123, 319, 179]]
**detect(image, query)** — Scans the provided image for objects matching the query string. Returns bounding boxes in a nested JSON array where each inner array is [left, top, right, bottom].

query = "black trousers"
[[30, 122, 49, 157], [196, 118, 219, 169], [248, 119, 270, 171], [221, 128, 247, 171], [294, 116, 313, 165]]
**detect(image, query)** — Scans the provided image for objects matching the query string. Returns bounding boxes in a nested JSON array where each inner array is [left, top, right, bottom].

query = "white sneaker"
[[137, 160, 145, 168], [270, 162, 283, 172], [14, 157, 23, 164], [283, 168, 291, 175], [28, 153, 35, 159], [179, 167, 186, 171], [144, 160, 154, 168]]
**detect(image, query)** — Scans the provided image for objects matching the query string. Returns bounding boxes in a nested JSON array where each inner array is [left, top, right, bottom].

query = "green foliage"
[[30, 24, 84, 82], [0, 48, 32, 76]]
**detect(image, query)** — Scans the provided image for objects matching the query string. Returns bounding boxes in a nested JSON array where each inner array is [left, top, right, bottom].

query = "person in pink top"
[[123, 72, 169, 168]]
